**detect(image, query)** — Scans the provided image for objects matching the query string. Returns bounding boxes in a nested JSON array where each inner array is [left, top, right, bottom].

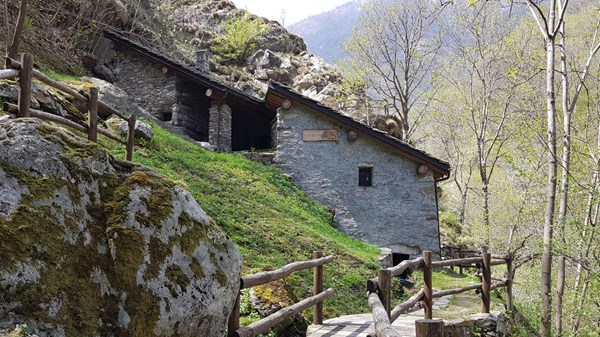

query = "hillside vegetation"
[[100, 120, 381, 321]]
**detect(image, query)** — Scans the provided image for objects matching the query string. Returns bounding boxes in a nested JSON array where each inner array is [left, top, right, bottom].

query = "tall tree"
[[343, 0, 448, 141], [554, 1, 600, 333], [5, 0, 28, 60], [524, 1, 569, 335]]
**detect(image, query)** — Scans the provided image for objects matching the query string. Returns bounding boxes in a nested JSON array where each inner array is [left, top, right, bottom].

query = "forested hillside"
[[338, 1, 600, 336]]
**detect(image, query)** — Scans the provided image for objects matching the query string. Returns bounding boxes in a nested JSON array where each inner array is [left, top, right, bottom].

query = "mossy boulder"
[[0, 118, 242, 337]]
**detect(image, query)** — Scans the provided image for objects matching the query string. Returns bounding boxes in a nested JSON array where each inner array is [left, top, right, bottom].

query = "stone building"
[[98, 31, 450, 260], [266, 83, 449, 259], [101, 31, 275, 152]]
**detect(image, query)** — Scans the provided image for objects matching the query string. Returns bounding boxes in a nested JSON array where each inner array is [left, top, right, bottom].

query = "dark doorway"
[[392, 253, 411, 278], [231, 108, 276, 151]]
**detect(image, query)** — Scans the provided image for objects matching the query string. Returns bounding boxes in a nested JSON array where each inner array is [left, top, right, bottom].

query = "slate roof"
[[103, 30, 265, 110], [104, 30, 450, 180], [265, 82, 450, 181]]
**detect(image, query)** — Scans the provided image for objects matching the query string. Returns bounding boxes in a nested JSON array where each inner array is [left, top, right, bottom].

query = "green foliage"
[[212, 13, 268, 63], [44, 70, 81, 82]]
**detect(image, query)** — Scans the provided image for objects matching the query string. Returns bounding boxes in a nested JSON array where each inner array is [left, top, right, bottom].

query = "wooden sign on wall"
[[303, 130, 338, 142]]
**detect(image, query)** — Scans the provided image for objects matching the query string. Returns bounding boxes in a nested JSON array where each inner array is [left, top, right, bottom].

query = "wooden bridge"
[[227, 250, 513, 337]]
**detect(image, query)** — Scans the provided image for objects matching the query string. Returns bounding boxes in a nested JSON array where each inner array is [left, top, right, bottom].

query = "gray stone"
[[106, 115, 154, 140], [92, 64, 116, 83], [0, 118, 242, 337], [78, 77, 133, 117], [248, 49, 283, 70], [273, 104, 441, 257], [208, 102, 232, 152], [0, 81, 39, 109]]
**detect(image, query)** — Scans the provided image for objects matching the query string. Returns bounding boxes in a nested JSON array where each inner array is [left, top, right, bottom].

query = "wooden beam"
[[313, 250, 324, 325], [432, 284, 481, 299], [126, 114, 136, 161], [367, 292, 398, 337], [415, 319, 444, 337], [88, 87, 99, 142], [242, 255, 334, 289], [481, 253, 491, 313], [18, 53, 33, 117], [206, 88, 227, 101], [228, 290, 241, 335], [378, 269, 392, 319], [423, 251, 433, 320], [231, 288, 334, 337], [367, 257, 423, 292], [431, 256, 483, 269], [0, 69, 19, 80], [6, 57, 129, 121], [391, 288, 424, 322]]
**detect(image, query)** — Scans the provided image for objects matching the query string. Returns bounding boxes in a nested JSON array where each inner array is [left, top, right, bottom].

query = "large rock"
[[0, 118, 241, 337], [106, 115, 154, 140], [70, 77, 135, 118]]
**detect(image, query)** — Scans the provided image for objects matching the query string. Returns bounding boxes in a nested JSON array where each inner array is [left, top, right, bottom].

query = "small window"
[[358, 167, 373, 186]]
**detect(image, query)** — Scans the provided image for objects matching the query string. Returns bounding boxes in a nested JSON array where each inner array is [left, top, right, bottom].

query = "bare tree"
[[524, 0, 570, 335], [343, 0, 448, 141], [5, 0, 28, 60], [554, 1, 600, 333]]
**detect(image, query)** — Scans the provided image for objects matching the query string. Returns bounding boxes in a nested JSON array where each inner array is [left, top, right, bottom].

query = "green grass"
[[100, 120, 381, 319], [43, 70, 81, 82]]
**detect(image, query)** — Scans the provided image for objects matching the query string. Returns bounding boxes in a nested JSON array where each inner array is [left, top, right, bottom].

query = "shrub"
[[212, 13, 268, 63]]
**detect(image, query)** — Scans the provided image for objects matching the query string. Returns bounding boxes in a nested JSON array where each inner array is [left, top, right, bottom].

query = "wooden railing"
[[366, 250, 513, 337], [228, 250, 335, 337], [1, 53, 135, 161]]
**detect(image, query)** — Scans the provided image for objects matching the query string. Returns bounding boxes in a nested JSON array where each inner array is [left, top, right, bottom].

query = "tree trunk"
[[6, 0, 28, 60], [540, 9, 558, 336], [555, 4, 569, 333]]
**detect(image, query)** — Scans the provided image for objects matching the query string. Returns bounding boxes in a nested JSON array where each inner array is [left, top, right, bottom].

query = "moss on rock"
[[0, 119, 242, 337]]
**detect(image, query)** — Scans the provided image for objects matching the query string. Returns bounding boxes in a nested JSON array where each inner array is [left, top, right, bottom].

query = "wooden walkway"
[[307, 295, 451, 337], [306, 313, 419, 337]]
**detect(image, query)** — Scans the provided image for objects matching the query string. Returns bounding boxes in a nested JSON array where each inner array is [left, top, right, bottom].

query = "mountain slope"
[[289, 1, 362, 63]]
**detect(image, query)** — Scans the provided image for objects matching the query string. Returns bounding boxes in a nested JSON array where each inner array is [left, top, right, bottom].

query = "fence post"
[[506, 253, 513, 312], [423, 250, 433, 319], [126, 114, 136, 161], [228, 283, 241, 334], [481, 252, 491, 313], [415, 319, 444, 337], [88, 87, 99, 142], [17, 53, 32, 117], [378, 269, 392, 320], [313, 250, 324, 325]]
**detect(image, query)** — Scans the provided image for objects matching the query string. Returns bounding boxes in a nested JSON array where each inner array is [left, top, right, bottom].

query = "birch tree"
[[343, 0, 448, 141], [524, 1, 569, 335]]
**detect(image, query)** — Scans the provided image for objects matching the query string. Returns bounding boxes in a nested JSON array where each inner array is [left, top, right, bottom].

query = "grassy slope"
[[102, 121, 381, 319]]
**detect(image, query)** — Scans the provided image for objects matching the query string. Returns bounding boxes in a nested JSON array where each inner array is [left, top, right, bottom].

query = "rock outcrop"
[[0, 118, 241, 336]]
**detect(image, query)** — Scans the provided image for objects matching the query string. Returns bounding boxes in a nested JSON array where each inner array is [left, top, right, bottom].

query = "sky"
[[230, 0, 352, 26]]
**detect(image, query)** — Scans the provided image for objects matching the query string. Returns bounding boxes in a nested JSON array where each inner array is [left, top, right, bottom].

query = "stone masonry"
[[273, 104, 441, 257], [209, 101, 232, 152], [108, 49, 178, 120]]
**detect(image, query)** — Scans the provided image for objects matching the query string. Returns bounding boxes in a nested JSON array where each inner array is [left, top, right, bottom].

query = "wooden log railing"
[[3, 53, 135, 161], [367, 250, 513, 337], [228, 251, 334, 337]]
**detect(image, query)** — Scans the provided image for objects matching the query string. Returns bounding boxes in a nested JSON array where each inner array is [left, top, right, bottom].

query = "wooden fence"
[[228, 250, 335, 337], [1, 53, 135, 161], [366, 250, 513, 337]]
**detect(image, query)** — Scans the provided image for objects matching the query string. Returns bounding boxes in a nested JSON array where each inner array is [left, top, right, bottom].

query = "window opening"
[[359, 167, 373, 186]]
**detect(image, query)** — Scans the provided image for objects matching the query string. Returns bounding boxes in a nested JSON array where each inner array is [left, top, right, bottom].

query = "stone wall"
[[273, 105, 441, 257], [445, 313, 510, 337], [107, 49, 178, 120], [209, 102, 232, 152], [172, 81, 210, 141]]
